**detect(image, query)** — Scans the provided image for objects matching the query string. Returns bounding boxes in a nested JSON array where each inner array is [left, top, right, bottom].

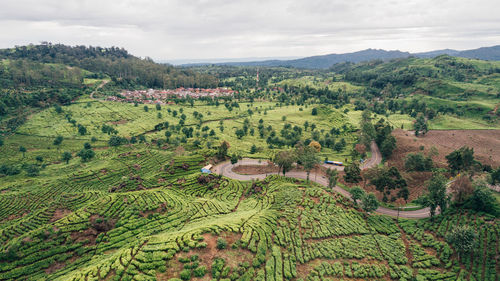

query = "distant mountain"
[[190, 49, 412, 69], [413, 49, 460, 58], [456, 45, 500, 61], [183, 45, 500, 69]]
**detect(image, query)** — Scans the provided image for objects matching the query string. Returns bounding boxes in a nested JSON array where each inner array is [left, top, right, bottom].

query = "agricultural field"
[[1, 153, 498, 280], [1, 45, 500, 281]]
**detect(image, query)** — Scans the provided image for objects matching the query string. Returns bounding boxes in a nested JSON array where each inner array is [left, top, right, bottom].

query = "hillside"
[[1, 44, 499, 281], [191, 45, 500, 69], [0, 44, 218, 131]]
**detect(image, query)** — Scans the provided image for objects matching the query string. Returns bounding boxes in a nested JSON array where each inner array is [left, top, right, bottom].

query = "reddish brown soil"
[[50, 209, 72, 222], [233, 164, 279, 174], [392, 129, 500, 167], [365, 129, 500, 202], [159, 232, 253, 280]]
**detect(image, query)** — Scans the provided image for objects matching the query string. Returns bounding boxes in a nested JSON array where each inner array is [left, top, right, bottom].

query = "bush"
[[179, 269, 191, 280], [193, 266, 207, 277], [405, 153, 433, 171], [216, 238, 227, 249]]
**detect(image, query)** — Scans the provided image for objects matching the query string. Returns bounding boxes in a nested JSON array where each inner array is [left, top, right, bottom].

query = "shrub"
[[193, 266, 207, 277], [179, 269, 191, 280], [216, 238, 227, 249]]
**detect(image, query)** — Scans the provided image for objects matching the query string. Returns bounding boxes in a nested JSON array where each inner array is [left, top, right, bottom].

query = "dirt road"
[[212, 141, 433, 219]]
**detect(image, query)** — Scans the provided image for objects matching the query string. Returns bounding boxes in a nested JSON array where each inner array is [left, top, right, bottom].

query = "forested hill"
[[0, 44, 218, 125], [0, 44, 218, 89]]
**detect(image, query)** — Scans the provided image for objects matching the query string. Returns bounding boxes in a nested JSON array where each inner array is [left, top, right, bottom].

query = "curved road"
[[212, 142, 433, 219]]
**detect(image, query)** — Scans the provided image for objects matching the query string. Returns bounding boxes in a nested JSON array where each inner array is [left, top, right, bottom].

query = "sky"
[[1, 0, 499, 62]]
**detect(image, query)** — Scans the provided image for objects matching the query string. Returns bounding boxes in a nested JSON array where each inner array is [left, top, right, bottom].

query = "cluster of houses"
[[106, 87, 236, 104]]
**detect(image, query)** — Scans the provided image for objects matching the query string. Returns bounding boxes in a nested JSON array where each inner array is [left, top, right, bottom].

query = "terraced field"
[[1, 157, 498, 280]]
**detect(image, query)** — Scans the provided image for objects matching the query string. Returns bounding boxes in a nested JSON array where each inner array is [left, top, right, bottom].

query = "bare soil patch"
[[363, 129, 500, 202], [392, 129, 500, 167], [233, 164, 279, 175], [50, 209, 72, 222], [160, 232, 253, 280]]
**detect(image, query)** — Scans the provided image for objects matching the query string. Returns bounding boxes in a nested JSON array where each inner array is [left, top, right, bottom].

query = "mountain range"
[[181, 45, 500, 69]]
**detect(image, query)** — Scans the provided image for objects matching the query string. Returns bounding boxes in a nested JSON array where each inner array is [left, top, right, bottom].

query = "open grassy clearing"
[[15, 99, 357, 161]]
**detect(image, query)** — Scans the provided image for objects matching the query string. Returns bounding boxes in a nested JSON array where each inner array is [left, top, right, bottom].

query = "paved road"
[[212, 142, 433, 219]]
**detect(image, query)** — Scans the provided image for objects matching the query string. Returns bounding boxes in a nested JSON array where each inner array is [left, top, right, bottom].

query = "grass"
[[16, 99, 357, 161]]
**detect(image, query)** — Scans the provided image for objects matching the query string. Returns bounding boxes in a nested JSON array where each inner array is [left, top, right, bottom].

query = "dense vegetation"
[[1, 44, 499, 280], [0, 44, 217, 131]]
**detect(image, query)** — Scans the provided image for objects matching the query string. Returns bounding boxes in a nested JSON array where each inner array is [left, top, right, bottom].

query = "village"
[[106, 87, 236, 104]]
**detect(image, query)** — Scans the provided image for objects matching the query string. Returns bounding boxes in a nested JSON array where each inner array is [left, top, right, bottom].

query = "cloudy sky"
[[1, 0, 499, 62]]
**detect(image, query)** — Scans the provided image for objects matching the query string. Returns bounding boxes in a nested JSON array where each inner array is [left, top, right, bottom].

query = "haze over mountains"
[[179, 45, 500, 69]]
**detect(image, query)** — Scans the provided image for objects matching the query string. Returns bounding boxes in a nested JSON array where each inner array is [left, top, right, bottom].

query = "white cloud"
[[0, 0, 499, 60]]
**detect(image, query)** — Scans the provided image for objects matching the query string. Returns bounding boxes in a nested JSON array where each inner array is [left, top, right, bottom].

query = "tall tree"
[[414, 114, 428, 136], [445, 146, 474, 174], [350, 186, 365, 205], [62, 152, 72, 164], [362, 193, 379, 213], [297, 146, 319, 182], [370, 166, 407, 202], [326, 169, 338, 189], [450, 174, 474, 205], [426, 173, 448, 218], [344, 162, 362, 183], [274, 150, 295, 176], [19, 146, 26, 158], [446, 226, 477, 260]]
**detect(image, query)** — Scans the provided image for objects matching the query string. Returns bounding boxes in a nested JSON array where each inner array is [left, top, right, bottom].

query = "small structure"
[[201, 164, 213, 174], [324, 160, 343, 166]]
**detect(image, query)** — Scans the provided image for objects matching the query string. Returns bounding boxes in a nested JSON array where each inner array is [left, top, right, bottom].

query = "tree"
[[250, 144, 257, 154], [53, 136, 63, 147], [446, 146, 474, 174], [370, 166, 407, 202], [311, 108, 318, 115], [235, 128, 245, 139], [414, 114, 428, 136], [326, 169, 338, 189], [144, 106, 149, 112], [0, 138, 3, 147], [35, 156, 43, 163], [344, 162, 362, 183], [78, 125, 87, 135], [230, 154, 238, 165], [19, 146, 26, 158], [274, 150, 295, 176], [380, 135, 396, 158], [362, 193, 379, 213], [404, 153, 433, 171], [359, 110, 375, 148], [62, 152, 72, 164], [308, 140, 321, 152], [446, 226, 477, 260], [450, 174, 474, 205], [77, 148, 95, 162], [297, 146, 319, 181], [109, 135, 126, 147], [217, 141, 230, 160], [490, 167, 500, 185], [24, 164, 40, 177], [156, 103, 161, 111], [426, 173, 448, 218], [350, 186, 365, 205], [469, 180, 499, 215]]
